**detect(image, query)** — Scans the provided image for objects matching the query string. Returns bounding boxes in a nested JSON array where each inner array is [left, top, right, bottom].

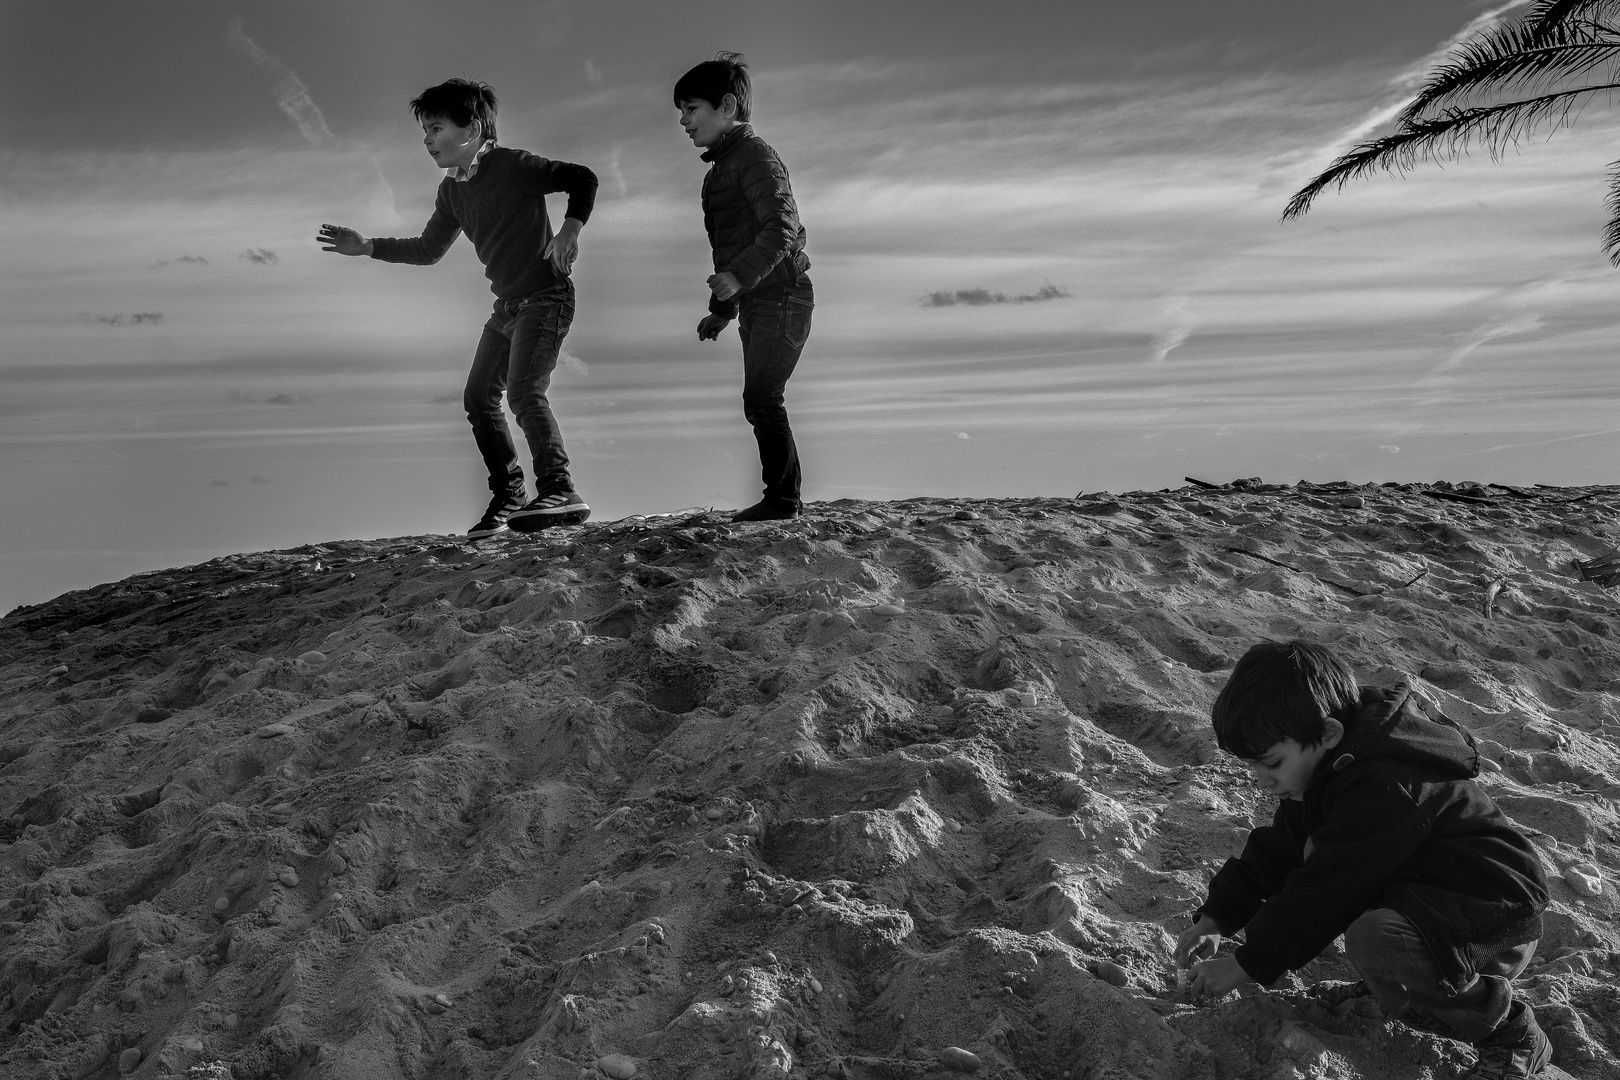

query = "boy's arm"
[[724, 149, 803, 296], [1232, 775, 1432, 986], [368, 187, 461, 266], [516, 154, 599, 226], [1196, 808, 1304, 936]]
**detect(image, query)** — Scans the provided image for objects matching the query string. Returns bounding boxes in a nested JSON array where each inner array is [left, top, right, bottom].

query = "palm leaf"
[[1527, 0, 1620, 38], [1284, 83, 1620, 220], [1400, 26, 1620, 119], [1602, 157, 1620, 260]]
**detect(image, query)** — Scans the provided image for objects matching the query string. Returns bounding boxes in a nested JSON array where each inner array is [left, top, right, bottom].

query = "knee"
[[1344, 909, 1406, 977], [742, 390, 784, 425]]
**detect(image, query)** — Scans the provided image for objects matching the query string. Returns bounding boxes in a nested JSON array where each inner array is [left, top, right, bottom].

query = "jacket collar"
[[701, 124, 754, 164]]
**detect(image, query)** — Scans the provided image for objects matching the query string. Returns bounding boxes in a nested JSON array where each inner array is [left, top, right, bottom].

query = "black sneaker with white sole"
[[469, 486, 527, 538], [507, 489, 591, 532]]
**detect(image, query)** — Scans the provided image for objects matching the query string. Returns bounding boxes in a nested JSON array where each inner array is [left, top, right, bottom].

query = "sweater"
[[369, 146, 598, 302], [1197, 682, 1548, 992], [699, 124, 810, 318]]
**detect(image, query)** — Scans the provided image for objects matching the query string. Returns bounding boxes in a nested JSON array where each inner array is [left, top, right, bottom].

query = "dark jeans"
[[465, 279, 576, 496], [737, 276, 813, 509], [1344, 908, 1536, 1043]]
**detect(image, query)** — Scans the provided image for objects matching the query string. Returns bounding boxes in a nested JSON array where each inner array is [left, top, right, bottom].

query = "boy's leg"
[[503, 282, 577, 496], [1345, 909, 1546, 1077], [503, 282, 589, 531], [736, 278, 813, 518], [464, 317, 527, 495]]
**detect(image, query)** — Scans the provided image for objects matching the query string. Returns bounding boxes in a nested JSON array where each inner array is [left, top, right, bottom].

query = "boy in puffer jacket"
[[1177, 640, 1551, 1080], [674, 52, 813, 523]]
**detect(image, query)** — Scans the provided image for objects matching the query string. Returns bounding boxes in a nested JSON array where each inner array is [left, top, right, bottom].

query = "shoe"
[[507, 489, 591, 532], [732, 500, 799, 523], [1463, 1003, 1552, 1080], [469, 486, 527, 537]]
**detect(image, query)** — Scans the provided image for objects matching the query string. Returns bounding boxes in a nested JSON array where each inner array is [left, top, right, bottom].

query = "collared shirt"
[[451, 139, 496, 182]]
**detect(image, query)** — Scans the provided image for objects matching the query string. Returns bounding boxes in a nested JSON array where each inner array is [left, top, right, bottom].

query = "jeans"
[[465, 279, 576, 496], [1344, 908, 1535, 1042], [737, 276, 813, 509]]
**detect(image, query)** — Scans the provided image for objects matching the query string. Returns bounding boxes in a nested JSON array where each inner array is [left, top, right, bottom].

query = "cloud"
[[88, 313, 164, 326], [585, 59, 604, 86], [224, 18, 336, 147], [240, 248, 279, 265], [1148, 295, 1192, 363], [921, 283, 1071, 308], [1428, 313, 1543, 378], [1379, 445, 1401, 454]]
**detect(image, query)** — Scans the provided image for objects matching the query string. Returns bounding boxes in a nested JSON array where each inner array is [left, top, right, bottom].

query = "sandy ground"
[[1, 481, 1618, 1080]]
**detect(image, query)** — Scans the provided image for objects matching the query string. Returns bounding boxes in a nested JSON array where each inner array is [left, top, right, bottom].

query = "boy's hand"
[[697, 313, 732, 341], [707, 272, 742, 302], [1174, 915, 1222, 968], [1187, 954, 1252, 1000], [544, 217, 584, 275], [318, 224, 371, 257]]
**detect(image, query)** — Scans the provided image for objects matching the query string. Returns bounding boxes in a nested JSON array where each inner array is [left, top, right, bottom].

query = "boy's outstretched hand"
[[318, 224, 371, 257], [696, 313, 732, 341]]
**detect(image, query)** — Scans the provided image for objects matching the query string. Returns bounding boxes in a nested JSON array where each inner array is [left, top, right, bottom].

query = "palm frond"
[[1284, 82, 1620, 219], [1399, 26, 1620, 120], [1527, 0, 1620, 39], [1602, 157, 1620, 262]]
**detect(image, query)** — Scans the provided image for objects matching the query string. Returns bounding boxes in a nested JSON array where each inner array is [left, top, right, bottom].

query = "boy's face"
[[421, 115, 483, 170], [677, 96, 738, 149], [1242, 736, 1336, 802]]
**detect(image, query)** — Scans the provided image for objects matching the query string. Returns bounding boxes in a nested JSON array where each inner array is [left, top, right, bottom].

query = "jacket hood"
[[1321, 680, 1480, 781]]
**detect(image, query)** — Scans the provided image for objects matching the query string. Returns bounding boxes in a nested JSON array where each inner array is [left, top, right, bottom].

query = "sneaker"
[[1463, 1003, 1552, 1080], [469, 486, 527, 538], [732, 500, 799, 523], [507, 489, 591, 532]]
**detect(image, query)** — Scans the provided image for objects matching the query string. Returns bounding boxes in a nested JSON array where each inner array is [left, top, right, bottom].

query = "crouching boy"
[[1177, 640, 1551, 1080]]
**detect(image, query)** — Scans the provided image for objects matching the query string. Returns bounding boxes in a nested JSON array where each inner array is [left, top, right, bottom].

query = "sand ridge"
[[0, 481, 1617, 1079]]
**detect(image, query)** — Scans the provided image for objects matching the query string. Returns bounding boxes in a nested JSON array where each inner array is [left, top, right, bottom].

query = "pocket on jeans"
[[782, 297, 813, 350]]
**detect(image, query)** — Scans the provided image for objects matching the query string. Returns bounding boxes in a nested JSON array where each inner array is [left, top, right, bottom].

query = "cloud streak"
[[224, 18, 336, 147]]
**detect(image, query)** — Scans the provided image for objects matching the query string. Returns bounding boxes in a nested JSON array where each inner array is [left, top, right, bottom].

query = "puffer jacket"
[[1197, 681, 1548, 993], [700, 124, 810, 318]]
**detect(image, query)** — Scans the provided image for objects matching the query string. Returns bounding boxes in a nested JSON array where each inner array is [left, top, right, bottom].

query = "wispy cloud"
[[240, 248, 279, 265], [224, 18, 336, 147]]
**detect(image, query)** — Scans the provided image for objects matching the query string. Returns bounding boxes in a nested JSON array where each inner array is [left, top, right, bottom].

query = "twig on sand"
[[1482, 577, 1506, 619], [1396, 568, 1429, 589], [1224, 548, 1364, 596], [1487, 484, 1535, 499], [1183, 476, 1221, 489], [1423, 488, 1495, 506]]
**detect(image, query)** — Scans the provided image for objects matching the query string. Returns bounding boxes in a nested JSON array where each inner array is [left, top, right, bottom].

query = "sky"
[[5, 0, 1620, 611]]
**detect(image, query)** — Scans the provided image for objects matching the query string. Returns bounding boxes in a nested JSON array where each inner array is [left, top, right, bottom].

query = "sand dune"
[[1, 481, 1617, 1080]]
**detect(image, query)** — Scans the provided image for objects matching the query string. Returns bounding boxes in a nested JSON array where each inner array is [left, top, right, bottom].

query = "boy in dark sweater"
[[1178, 641, 1551, 1080], [674, 53, 813, 523], [318, 79, 598, 536]]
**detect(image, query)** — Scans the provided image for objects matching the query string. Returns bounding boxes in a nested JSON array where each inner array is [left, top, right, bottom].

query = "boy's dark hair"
[[672, 51, 752, 122], [410, 79, 498, 143], [1211, 640, 1360, 759]]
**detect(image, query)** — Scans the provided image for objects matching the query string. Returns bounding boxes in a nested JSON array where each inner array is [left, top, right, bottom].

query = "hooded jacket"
[[699, 124, 810, 318], [1197, 681, 1548, 992]]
